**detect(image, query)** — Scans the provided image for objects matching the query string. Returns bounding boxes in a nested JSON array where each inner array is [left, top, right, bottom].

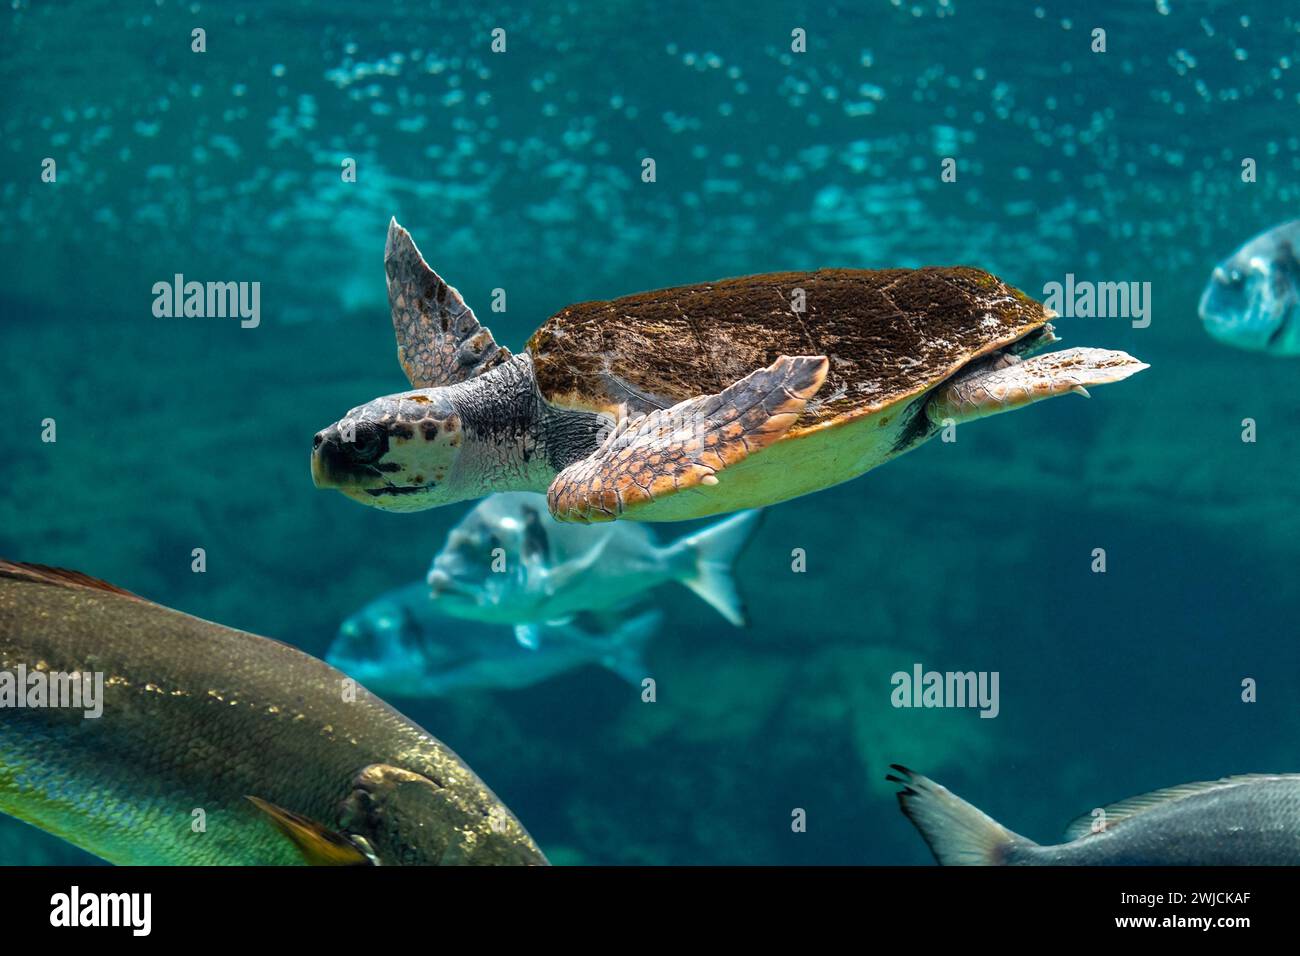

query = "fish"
[[426, 492, 759, 648], [0, 561, 547, 866], [890, 765, 1300, 865], [327, 581, 659, 697], [1199, 219, 1300, 354]]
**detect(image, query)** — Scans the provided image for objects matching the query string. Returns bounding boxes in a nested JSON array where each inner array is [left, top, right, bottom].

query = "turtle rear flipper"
[[386, 218, 511, 387], [925, 347, 1148, 425], [547, 355, 828, 523]]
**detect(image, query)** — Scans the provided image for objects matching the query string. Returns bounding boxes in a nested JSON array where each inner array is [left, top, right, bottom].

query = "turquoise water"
[[2, 0, 1298, 865]]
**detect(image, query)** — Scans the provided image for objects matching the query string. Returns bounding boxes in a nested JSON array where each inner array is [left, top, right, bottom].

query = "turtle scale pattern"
[[527, 267, 1047, 432]]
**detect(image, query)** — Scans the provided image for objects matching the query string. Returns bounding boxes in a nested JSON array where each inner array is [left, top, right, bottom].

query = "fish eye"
[[521, 507, 550, 561], [1228, 269, 1244, 287]]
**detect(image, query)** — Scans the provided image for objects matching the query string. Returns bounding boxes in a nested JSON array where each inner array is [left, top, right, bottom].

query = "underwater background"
[[2, 0, 1298, 865]]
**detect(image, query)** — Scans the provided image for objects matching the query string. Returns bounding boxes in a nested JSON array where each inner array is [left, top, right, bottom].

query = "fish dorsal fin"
[[542, 532, 612, 594], [514, 623, 542, 651], [0, 560, 145, 602], [1063, 775, 1284, 841], [246, 796, 373, 866], [385, 218, 511, 388]]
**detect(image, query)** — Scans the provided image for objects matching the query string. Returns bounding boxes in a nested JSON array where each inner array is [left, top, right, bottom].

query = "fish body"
[[328, 581, 658, 697], [892, 766, 1300, 865], [426, 492, 758, 630], [1199, 220, 1300, 354], [0, 561, 546, 865]]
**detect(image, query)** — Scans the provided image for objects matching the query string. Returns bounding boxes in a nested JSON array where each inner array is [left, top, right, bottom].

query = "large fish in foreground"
[[1199, 220, 1300, 354], [891, 765, 1300, 865], [427, 492, 758, 648], [0, 561, 546, 865], [328, 581, 659, 696]]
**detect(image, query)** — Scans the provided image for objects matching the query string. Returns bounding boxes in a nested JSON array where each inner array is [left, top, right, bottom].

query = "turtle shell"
[[527, 267, 1050, 435]]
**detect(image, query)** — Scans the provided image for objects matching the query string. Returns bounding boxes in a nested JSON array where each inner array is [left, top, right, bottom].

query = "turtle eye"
[[345, 423, 384, 464]]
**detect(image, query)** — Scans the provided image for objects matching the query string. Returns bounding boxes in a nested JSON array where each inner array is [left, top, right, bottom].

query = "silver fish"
[[327, 581, 658, 697], [426, 492, 758, 648], [891, 765, 1300, 864], [1199, 220, 1300, 354]]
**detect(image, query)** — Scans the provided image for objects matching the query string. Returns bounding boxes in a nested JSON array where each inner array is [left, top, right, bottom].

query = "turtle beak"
[[311, 426, 346, 489], [310, 447, 328, 488]]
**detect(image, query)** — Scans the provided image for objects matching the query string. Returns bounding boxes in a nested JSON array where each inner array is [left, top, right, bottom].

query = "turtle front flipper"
[[547, 355, 828, 523], [386, 218, 512, 387], [925, 346, 1149, 425]]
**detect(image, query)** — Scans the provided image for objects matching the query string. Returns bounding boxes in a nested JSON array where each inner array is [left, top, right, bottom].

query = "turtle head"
[[311, 389, 467, 512]]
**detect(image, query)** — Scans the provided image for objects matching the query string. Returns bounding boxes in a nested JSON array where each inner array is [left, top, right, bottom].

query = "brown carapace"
[[528, 267, 1049, 430]]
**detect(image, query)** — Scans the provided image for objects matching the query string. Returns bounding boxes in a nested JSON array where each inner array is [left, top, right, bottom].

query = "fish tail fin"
[[600, 610, 661, 685], [888, 766, 1031, 865], [668, 509, 762, 627]]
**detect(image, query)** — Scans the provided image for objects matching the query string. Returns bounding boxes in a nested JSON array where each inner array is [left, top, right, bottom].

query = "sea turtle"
[[311, 219, 1148, 523]]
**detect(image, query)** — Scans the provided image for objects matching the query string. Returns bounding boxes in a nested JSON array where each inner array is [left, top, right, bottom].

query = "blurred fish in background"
[[327, 580, 659, 696], [426, 492, 760, 649], [327, 489, 752, 696], [1200, 220, 1300, 355]]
